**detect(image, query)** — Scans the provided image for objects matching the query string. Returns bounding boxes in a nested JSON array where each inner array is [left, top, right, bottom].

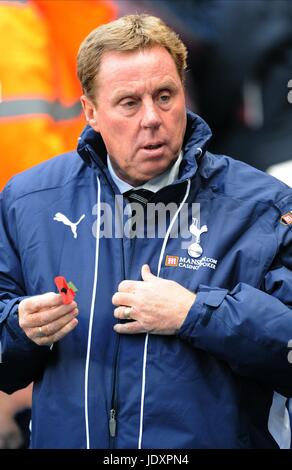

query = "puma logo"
[[53, 212, 85, 239]]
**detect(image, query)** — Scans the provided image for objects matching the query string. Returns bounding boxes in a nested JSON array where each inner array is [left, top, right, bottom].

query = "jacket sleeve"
[[0, 185, 49, 394], [178, 196, 292, 397]]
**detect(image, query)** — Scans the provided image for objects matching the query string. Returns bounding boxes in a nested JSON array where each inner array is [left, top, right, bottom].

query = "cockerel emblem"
[[188, 218, 208, 258]]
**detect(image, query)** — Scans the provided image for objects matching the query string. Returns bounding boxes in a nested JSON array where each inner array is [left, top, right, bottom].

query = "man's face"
[[81, 46, 187, 186]]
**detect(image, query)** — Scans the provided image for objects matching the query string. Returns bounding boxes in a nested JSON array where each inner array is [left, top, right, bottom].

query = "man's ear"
[[80, 95, 99, 131]]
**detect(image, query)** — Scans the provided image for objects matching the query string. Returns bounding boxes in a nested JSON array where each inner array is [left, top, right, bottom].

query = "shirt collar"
[[107, 152, 182, 194]]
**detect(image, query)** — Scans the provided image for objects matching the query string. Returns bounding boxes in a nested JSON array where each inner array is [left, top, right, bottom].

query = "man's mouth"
[[143, 143, 164, 150]]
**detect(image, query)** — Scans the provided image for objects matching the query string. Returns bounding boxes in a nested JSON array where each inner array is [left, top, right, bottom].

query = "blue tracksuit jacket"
[[0, 111, 292, 448]]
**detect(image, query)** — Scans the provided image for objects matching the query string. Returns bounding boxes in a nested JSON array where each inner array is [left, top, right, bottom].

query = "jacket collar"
[[77, 109, 212, 184]]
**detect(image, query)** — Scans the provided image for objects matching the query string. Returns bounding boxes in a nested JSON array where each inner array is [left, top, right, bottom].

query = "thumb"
[[141, 264, 157, 281]]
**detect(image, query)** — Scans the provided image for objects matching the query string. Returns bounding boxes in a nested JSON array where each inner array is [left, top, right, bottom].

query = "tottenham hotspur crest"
[[188, 218, 208, 258]]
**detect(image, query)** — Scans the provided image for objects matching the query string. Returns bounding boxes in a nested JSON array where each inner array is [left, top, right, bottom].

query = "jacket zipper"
[[109, 336, 120, 444], [108, 181, 192, 447], [108, 194, 127, 447], [109, 408, 116, 437]]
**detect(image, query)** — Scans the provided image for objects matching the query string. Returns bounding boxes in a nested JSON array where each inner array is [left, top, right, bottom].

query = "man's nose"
[[141, 101, 162, 129]]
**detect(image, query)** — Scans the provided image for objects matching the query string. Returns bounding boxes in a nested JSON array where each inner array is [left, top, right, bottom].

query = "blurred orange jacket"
[[0, 0, 118, 189]]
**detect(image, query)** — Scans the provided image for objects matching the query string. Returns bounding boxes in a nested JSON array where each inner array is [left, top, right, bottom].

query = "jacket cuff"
[[0, 297, 26, 323], [1, 297, 36, 349], [178, 285, 228, 338]]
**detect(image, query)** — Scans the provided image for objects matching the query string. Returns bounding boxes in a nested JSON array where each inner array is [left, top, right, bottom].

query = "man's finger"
[[112, 292, 135, 307], [113, 306, 136, 320], [22, 292, 64, 314], [118, 280, 137, 293], [141, 264, 157, 281], [33, 309, 79, 338], [24, 302, 77, 328], [114, 321, 145, 335], [36, 318, 78, 346]]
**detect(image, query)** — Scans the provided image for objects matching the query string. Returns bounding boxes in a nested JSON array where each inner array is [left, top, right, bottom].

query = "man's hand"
[[18, 293, 78, 346], [112, 264, 196, 335]]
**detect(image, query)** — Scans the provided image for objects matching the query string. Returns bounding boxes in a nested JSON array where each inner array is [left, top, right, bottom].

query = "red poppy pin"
[[54, 276, 78, 304]]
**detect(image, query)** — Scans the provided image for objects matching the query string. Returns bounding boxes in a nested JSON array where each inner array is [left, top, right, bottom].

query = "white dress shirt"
[[107, 152, 182, 194]]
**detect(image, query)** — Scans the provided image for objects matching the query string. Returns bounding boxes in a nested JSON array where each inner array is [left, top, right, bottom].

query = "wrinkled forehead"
[[95, 46, 181, 97]]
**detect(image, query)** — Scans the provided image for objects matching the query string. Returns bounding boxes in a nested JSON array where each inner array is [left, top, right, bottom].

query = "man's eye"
[[159, 94, 171, 103], [121, 100, 136, 108]]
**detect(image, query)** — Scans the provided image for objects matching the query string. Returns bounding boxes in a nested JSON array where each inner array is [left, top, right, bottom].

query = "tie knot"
[[124, 188, 154, 207]]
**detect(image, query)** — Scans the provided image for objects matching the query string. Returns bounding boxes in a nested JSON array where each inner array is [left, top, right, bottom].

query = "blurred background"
[[0, 0, 291, 448]]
